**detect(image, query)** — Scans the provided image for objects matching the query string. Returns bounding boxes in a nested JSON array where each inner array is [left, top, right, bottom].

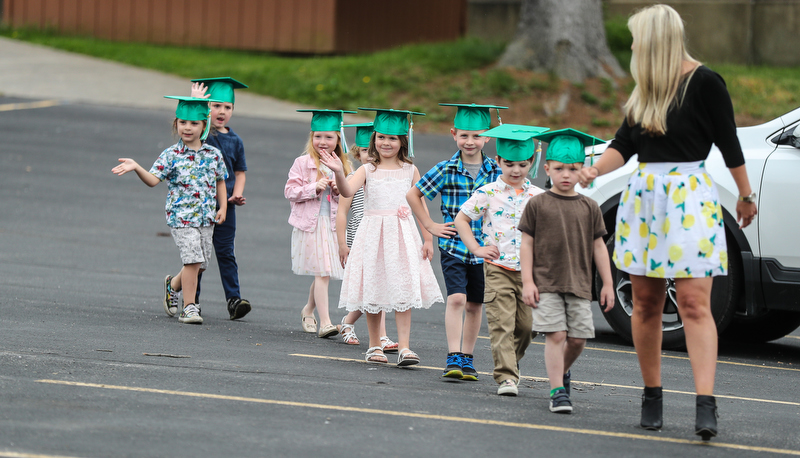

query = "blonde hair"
[[303, 131, 352, 179], [367, 133, 412, 165], [624, 4, 700, 135]]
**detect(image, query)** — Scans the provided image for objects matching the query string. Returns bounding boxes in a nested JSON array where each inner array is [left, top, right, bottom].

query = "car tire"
[[721, 310, 800, 343], [595, 227, 741, 350]]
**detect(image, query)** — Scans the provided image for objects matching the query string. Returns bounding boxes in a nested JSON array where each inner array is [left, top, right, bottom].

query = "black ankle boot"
[[640, 386, 663, 430], [695, 395, 718, 441]]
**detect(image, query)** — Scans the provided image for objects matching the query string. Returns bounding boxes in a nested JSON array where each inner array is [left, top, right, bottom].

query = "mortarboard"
[[358, 108, 426, 157], [344, 122, 374, 148], [190, 77, 248, 104], [532, 128, 606, 164], [480, 123, 550, 162], [439, 103, 508, 131], [165, 95, 224, 141]]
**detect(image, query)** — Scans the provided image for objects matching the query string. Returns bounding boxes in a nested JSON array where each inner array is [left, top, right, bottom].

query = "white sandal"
[[396, 348, 420, 367], [365, 346, 387, 364], [380, 336, 398, 353], [340, 317, 360, 345]]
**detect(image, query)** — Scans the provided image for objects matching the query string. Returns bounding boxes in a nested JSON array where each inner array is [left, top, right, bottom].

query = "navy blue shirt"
[[206, 127, 247, 196]]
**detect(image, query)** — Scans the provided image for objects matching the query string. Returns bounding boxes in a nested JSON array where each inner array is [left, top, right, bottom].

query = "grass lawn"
[[2, 26, 798, 137]]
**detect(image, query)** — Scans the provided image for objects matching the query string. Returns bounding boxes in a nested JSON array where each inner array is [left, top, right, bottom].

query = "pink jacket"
[[285, 155, 339, 232]]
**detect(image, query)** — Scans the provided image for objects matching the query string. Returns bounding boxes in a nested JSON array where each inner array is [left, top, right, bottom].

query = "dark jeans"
[[197, 204, 240, 302]]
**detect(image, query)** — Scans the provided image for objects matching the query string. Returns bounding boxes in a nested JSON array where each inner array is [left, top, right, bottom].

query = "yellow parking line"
[[478, 336, 800, 373], [292, 354, 800, 407], [0, 100, 62, 112], [0, 452, 85, 458], [35, 379, 800, 456]]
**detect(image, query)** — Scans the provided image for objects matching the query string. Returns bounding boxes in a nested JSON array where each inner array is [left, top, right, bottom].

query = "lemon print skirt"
[[613, 161, 727, 279]]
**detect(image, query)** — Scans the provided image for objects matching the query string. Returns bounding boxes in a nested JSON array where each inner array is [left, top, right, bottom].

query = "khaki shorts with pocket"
[[532, 292, 595, 339]]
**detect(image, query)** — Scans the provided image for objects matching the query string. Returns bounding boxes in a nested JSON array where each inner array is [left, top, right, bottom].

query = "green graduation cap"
[[190, 77, 248, 104], [358, 108, 425, 136], [344, 122, 374, 148], [297, 109, 357, 132], [439, 103, 508, 131], [532, 128, 606, 164], [359, 108, 425, 157], [165, 96, 224, 141], [480, 123, 550, 162]]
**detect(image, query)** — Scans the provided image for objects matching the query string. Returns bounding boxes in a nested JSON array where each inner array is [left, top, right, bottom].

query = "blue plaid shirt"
[[416, 151, 501, 264]]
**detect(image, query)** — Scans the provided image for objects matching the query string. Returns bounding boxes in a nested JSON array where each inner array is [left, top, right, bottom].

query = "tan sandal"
[[318, 323, 339, 338], [365, 346, 388, 364], [301, 311, 317, 333]]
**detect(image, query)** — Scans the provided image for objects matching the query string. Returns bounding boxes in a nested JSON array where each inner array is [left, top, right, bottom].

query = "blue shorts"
[[440, 249, 485, 304]]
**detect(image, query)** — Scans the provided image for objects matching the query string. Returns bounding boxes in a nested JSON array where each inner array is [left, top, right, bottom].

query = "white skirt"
[[291, 216, 343, 279], [613, 161, 728, 278]]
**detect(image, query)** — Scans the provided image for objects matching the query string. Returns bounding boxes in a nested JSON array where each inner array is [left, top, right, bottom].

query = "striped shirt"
[[346, 185, 365, 247], [415, 151, 501, 264]]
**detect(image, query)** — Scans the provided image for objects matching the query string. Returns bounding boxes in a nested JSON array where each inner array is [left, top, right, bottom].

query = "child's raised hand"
[[112, 158, 139, 176], [318, 148, 343, 174], [191, 82, 210, 99]]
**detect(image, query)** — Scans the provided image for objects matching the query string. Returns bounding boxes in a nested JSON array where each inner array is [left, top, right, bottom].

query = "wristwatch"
[[738, 192, 757, 203]]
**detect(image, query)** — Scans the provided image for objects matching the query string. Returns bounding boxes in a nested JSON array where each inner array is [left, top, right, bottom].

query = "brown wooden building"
[[1, 0, 468, 54]]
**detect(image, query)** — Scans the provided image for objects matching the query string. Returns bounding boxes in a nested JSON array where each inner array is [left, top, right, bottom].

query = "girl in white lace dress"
[[321, 109, 443, 366]]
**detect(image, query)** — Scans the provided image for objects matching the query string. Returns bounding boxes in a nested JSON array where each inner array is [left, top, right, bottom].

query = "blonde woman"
[[579, 4, 757, 440]]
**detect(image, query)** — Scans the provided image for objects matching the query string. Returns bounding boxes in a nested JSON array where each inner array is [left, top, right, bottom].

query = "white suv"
[[579, 107, 800, 349]]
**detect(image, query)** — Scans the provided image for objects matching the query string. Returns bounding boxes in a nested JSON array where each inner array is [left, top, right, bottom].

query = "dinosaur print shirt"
[[149, 140, 228, 228], [460, 177, 544, 271]]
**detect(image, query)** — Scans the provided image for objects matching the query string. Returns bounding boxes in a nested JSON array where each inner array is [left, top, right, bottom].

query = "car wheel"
[[721, 310, 800, 343], [595, 228, 740, 350]]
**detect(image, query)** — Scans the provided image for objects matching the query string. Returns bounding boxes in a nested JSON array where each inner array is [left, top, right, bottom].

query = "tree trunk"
[[498, 0, 625, 83]]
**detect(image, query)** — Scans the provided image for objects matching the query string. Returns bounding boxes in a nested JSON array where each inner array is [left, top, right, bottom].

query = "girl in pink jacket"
[[285, 110, 354, 338]]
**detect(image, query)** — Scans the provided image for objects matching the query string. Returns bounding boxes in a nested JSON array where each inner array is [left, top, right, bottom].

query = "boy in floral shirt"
[[113, 96, 228, 325], [453, 124, 547, 396]]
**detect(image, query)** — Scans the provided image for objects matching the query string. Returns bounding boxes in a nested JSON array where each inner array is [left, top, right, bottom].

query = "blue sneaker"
[[549, 388, 573, 414], [460, 354, 478, 381], [442, 353, 463, 379], [563, 370, 571, 396]]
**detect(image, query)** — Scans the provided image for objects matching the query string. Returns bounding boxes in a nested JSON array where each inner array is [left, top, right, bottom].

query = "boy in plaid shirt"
[[406, 103, 505, 380]]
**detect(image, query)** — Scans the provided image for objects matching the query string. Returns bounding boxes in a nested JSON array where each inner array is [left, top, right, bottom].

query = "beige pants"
[[483, 263, 533, 384]]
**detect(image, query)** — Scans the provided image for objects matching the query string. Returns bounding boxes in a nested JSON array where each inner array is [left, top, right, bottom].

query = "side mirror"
[[793, 125, 800, 148]]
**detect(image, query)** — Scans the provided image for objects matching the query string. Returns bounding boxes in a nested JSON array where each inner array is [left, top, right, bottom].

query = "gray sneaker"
[[163, 275, 180, 317], [497, 379, 518, 396], [549, 388, 573, 413], [179, 303, 203, 324]]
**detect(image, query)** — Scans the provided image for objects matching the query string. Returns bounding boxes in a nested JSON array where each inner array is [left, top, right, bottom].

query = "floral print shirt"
[[460, 177, 544, 271], [149, 141, 228, 228]]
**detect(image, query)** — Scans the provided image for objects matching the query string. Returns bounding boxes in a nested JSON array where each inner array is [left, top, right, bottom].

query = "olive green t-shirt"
[[517, 191, 606, 300]]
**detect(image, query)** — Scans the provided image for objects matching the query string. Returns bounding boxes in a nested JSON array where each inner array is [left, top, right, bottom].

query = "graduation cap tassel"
[[409, 115, 415, 158], [340, 121, 349, 152], [496, 108, 503, 126], [530, 139, 542, 179], [201, 111, 212, 141], [589, 144, 596, 189]]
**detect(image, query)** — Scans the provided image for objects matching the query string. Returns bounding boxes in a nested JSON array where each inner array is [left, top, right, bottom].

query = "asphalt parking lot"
[[1, 96, 799, 458]]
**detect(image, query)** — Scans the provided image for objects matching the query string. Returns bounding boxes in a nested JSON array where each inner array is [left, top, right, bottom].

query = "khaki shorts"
[[532, 292, 595, 339], [170, 226, 214, 270]]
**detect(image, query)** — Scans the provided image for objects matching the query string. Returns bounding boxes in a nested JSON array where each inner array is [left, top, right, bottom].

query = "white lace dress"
[[339, 163, 443, 313]]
